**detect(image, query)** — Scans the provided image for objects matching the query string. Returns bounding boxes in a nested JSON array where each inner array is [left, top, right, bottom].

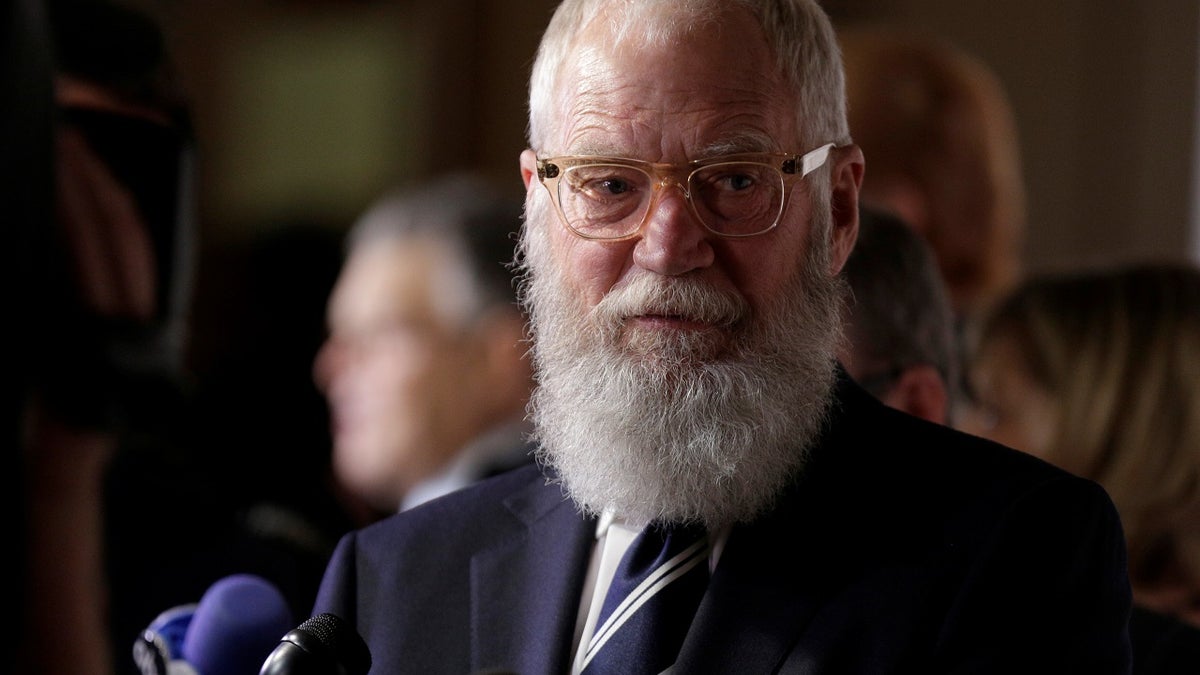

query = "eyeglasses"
[[534, 143, 835, 241]]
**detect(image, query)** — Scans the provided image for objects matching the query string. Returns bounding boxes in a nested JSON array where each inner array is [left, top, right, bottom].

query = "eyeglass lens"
[[557, 161, 784, 239]]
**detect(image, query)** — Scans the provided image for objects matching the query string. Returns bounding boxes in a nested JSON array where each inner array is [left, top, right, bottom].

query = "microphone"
[[258, 612, 371, 675], [133, 573, 294, 675], [132, 602, 198, 675]]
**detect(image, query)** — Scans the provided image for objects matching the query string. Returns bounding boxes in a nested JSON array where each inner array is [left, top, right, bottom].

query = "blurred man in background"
[[314, 173, 533, 520], [839, 205, 962, 426]]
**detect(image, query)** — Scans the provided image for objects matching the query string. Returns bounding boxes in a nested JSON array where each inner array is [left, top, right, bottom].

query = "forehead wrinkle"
[[550, 36, 792, 160], [562, 91, 789, 160]]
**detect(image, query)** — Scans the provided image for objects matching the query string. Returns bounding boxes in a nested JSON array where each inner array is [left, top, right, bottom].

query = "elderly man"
[[313, 1, 1132, 673]]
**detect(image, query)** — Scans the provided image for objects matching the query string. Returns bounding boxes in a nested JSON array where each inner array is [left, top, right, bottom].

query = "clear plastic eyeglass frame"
[[535, 143, 835, 241]]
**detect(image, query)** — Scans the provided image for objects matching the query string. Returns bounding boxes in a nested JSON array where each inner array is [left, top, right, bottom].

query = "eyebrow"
[[698, 133, 779, 158], [562, 134, 784, 162]]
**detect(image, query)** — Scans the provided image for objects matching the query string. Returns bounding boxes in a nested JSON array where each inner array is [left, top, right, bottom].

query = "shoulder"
[[825, 376, 1075, 486], [348, 462, 558, 557], [314, 461, 583, 621], [814, 377, 1121, 541]]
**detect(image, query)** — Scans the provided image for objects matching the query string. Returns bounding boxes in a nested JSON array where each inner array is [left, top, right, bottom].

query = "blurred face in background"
[[314, 238, 483, 512], [958, 333, 1057, 458]]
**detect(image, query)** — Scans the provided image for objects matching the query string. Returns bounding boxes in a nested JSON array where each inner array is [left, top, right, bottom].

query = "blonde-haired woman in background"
[[961, 262, 1200, 671]]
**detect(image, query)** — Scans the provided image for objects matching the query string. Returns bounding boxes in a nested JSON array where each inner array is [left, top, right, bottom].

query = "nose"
[[658, 175, 687, 193], [632, 181, 714, 275]]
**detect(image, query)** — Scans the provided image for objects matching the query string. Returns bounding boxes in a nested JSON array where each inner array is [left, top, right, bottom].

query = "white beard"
[[516, 199, 847, 529]]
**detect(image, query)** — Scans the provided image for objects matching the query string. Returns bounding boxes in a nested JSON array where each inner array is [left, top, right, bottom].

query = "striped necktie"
[[580, 523, 710, 674]]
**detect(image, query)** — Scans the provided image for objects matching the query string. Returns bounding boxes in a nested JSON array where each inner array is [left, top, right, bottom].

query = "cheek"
[[361, 338, 440, 406], [714, 232, 809, 312], [1011, 393, 1058, 460], [727, 255, 787, 309], [550, 227, 634, 306], [963, 364, 1058, 459], [980, 417, 1054, 466], [985, 417, 1036, 455], [359, 351, 440, 454]]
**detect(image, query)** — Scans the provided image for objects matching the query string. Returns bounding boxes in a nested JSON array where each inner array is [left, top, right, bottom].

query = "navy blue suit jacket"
[[313, 372, 1132, 673]]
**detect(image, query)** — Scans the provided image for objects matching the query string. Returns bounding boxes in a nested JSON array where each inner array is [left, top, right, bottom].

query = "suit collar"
[[470, 468, 595, 673]]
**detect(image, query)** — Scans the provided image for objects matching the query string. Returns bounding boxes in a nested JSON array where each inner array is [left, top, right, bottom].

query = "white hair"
[[526, 0, 851, 156]]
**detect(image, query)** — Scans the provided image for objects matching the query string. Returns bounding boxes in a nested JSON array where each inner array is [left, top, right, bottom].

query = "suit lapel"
[[678, 485, 834, 671], [470, 474, 596, 673]]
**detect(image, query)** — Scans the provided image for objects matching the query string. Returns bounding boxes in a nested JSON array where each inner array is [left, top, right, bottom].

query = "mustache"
[[593, 274, 749, 327]]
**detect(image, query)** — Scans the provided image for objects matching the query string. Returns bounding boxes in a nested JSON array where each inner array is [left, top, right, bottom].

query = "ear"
[[827, 144, 865, 275], [882, 364, 949, 426], [520, 149, 538, 190]]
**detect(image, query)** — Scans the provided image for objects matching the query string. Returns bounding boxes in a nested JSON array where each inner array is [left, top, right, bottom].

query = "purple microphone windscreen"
[[181, 574, 294, 675]]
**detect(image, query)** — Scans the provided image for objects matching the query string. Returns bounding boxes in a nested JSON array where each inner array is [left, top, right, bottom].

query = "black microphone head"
[[259, 612, 370, 675]]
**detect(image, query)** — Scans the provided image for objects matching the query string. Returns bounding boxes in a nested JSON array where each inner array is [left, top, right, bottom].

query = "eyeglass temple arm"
[[799, 143, 835, 177]]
